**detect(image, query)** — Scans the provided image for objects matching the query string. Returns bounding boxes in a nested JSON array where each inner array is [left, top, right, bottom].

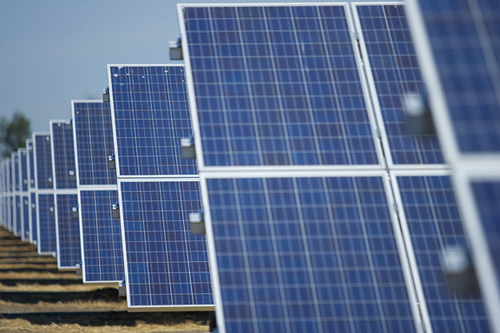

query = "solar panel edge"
[[391, 171, 492, 332], [351, 3, 446, 167], [405, 1, 500, 331]]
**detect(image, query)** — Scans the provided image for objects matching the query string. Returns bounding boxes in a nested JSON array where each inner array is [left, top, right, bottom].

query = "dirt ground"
[[0, 227, 209, 333]]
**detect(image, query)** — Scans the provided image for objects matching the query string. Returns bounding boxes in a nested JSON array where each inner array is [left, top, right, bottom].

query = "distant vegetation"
[[0, 111, 31, 158]]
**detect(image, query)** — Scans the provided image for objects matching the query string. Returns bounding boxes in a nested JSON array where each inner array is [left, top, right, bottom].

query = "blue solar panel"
[[22, 195, 29, 241], [355, 5, 444, 165], [206, 175, 416, 332], [397, 175, 490, 332], [120, 180, 212, 309], [51, 121, 77, 189], [30, 192, 37, 244], [27, 140, 35, 190], [14, 195, 21, 236], [73, 101, 116, 185], [182, 5, 380, 167], [411, 0, 500, 153], [79, 189, 124, 283], [55, 194, 81, 269], [108, 65, 197, 176], [33, 134, 53, 190], [37, 193, 56, 255], [471, 180, 500, 289]]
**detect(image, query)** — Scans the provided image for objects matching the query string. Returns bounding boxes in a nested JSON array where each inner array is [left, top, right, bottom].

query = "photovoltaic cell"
[[471, 180, 500, 289], [397, 175, 490, 332], [355, 5, 444, 165], [55, 194, 81, 268], [206, 176, 416, 333], [413, 0, 500, 153], [79, 189, 124, 282], [51, 122, 77, 189], [30, 192, 37, 244], [34, 134, 53, 190], [14, 195, 21, 236], [73, 102, 116, 185], [120, 180, 212, 309], [22, 195, 29, 241], [37, 194, 56, 255], [182, 5, 379, 167], [108, 65, 197, 176], [20, 150, 28, 192], [27, 140, 35, 190]]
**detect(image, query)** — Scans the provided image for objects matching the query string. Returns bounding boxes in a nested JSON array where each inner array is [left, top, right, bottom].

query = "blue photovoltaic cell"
[[397, 176, 490, 332], [34, 134, 53, 190], [356, 5, 444, 165], [109, 65, 197, 176], [14, 195, 21, 235], [183, 5, 379, 167], [56, 194, 81, 268], [51, 122, 77, 189], [206, 176, 415, 333], [30, 192, 37, 244], [37, 194, 56, 254], [73, 102, 116, 185], [80, 189, 124, 282], [22, 196, 29, 240], [27, 141, 35, 189], [12, 154, 19, 192], [416, 0, 500, 152], [20, 150, 28, 192], [120, 181, 212, 308], [471, 181, 500, 291]]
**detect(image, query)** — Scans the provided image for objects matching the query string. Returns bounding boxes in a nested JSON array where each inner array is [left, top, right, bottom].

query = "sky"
[[0, 0, 372, 132]]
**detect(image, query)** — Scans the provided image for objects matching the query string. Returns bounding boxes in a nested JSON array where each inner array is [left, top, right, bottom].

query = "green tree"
[[0, 111, 31, 158]]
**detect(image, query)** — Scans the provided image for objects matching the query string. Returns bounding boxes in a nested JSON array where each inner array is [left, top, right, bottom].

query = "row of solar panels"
[[0, 2, 499, 332]]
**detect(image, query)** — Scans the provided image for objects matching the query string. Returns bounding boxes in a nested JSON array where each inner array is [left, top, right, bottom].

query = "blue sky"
[[0, 0, 370, 132]]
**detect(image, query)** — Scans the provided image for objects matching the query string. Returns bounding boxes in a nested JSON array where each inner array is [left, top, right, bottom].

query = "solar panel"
[[37, 193, 56, 255], [50, 120, 79, 269], [108, 65, 197, 177], [12, 153, 21, 236], [19, 148, 29, 240], [179, 3, 487, 332], [395, 174, 490, 332], [406, 1, 500, 330], [72, 101, 116, 185], [119, 179, 213, 310], [407, 0, 500, 153], [79, 189, 124, 282], [26, 139, 37, 244], [353, 4, 444, 166], [33, 132, 55, 255], [180, 4, 383, 167], [50, 121, 77, 190], [72, 99, 124, 283], [55, 194, 80, 269], [30, 192, 37, 244], [33, 133, 54, 190], [205, 174, 417, 332], [109, 64, 213, 310]]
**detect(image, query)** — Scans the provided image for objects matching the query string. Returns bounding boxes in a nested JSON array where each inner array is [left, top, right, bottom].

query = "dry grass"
[[0, 319, 207, 333], [0, 271, 81, 279], [0, 300, 127, 313], [0, 256, 54, 263], [0, 283, 117, 292], [0, 263, 57, 270]]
